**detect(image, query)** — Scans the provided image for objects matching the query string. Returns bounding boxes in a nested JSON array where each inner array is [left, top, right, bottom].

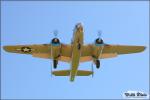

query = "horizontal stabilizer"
[[52, 70, 70, 76], [52, 70, 93, 76]]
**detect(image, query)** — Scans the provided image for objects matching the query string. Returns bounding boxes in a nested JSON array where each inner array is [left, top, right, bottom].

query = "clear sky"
[[1, 1, 149, 99]]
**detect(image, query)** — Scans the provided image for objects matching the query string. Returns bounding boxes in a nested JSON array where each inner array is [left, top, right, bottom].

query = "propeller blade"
[[54, 30, 58, 37], [97, 30, 102, 39]]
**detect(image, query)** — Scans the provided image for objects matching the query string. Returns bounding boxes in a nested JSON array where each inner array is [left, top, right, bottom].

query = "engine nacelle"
[[51, 38, 60, 46], [95, 38, 104, 46], [92, 38, 104, 59], [51, 38, 61, 59], [93, 59, 100, 69]]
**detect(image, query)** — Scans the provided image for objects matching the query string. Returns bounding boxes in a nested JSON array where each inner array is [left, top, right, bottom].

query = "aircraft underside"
[[3, 23, 146, 82]]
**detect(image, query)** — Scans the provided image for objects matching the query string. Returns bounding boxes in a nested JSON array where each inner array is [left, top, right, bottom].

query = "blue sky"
[[1, 1, 149, 99]]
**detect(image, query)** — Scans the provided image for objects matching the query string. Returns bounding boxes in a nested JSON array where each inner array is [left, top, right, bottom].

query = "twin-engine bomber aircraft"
[[3, 23, 146, 82]]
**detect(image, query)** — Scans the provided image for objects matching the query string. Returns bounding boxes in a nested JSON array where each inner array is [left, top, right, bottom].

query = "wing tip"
[[140, 46, 146, 52], [116, 45, 146, 54], [3, 46, 15, 53], [3, 46, 9, 52]]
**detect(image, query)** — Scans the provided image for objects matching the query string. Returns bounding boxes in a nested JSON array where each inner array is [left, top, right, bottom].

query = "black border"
[[0, 0, 149, 100]]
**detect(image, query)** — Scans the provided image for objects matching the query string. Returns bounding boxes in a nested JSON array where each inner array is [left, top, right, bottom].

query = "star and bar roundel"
[[21, 47, 32, 53]]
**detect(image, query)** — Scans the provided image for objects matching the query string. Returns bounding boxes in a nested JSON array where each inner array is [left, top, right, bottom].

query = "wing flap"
[[32, 53, 51, 58], [80, 53, 118, 62], [99, 53, 118, 59]]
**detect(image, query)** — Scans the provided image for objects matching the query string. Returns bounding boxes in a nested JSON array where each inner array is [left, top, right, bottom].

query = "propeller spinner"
[[95, 30, 104, 44]]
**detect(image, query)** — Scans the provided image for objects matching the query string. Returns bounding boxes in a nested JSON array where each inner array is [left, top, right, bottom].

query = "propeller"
[[53, 30, 58, 38], [50, 30, 59, 38], [97, 30, 102, 40]]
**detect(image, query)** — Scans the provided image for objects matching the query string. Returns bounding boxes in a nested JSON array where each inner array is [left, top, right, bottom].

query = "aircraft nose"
[[76, 23, 83, 28]]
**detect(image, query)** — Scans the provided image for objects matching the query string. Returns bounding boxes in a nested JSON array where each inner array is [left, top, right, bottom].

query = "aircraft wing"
[[110, 45, 146, 54], [3, 44, 72, 62], [3, 44, 51, 54], [3, 44, 145, 62], [80, 45, 146, 62]]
